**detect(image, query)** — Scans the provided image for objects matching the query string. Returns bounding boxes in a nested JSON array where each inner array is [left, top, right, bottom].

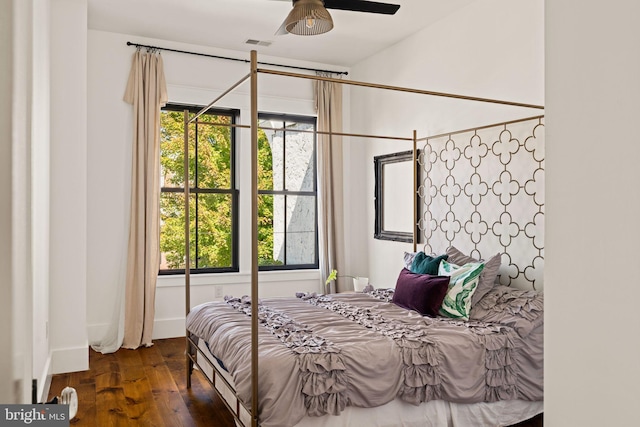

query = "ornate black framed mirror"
[[374, 150, 417, 242]]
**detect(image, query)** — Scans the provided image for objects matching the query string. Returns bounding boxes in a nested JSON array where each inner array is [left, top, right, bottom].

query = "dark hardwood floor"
[[49, 337, 541, 426], [48, 337, 235, 427]]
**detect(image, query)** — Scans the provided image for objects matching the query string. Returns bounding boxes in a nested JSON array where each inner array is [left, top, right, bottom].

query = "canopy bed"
[[183, 50, 544, 427]]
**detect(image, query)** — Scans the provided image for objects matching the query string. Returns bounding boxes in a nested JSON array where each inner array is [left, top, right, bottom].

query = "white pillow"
[[403, 251, 417, 270]]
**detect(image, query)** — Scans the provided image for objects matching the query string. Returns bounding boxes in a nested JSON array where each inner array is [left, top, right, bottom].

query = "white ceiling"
[[88, 0, 476, 68]]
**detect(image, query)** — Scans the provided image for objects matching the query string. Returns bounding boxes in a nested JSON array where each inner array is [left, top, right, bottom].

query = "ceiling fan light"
[[284, 0, 333, 36]]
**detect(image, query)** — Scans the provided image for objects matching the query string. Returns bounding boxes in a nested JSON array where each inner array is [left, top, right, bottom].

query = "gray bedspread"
[[186, 287, 543, 427]]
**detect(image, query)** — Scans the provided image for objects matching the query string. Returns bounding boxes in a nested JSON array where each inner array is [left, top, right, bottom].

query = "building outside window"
[[257, 114, 318, 270]]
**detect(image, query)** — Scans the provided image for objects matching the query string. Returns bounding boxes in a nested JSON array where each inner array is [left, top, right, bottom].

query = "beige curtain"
[[314, 77, 346, 293], [122, 49, 168, 349]]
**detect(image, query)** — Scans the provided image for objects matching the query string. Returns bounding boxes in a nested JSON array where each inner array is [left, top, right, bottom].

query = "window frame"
[[258, 113, 319, 271], [159, 103, 240, 275]]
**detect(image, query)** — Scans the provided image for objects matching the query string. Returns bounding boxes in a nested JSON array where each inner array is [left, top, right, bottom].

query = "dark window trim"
[[258, 113, 319, 271], [159, 103, 240, 275]]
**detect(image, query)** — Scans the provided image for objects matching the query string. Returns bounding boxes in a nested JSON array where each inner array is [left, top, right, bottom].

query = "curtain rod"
[[126, 41, 349, 76]]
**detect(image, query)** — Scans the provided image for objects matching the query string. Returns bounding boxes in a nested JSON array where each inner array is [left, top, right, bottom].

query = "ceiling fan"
[[274, 0, 401, 36]]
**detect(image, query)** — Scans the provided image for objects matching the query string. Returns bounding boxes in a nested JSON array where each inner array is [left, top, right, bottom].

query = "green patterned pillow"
[[438, 260, 485, 320]]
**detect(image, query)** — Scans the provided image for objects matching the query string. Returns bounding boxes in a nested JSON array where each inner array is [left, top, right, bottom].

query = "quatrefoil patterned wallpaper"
[[418, 117, 544, 290]]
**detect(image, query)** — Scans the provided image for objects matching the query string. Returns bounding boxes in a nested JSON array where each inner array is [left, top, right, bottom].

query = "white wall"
[[11, 0, 36, 403], [0, 0, 14, 403], [31, 0, 52, 401], [347, 0, 544, 288], [0, 0, 89, 394], [86, 31, 348, 341], [2, 0, 54, 404], [0, 0, 35, 404], [545, 1, 640, 425], [49, 0, 88, 374]]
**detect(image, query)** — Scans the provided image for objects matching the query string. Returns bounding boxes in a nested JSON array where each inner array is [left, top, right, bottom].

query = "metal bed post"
[[258, 68, 545, 111], [180, 50, 544, 426], [413, 129, 418, 253], [249, 49, 260, 427], [184, 109, 193, 389]]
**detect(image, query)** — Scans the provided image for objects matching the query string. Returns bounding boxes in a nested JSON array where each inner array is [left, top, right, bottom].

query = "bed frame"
[[184, 50, 545, 427]]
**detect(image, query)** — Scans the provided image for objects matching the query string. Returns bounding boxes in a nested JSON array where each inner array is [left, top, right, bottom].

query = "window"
[[159, 104, 238, 274], [158, 107, 317, 274], [257, 114, 318, 270]]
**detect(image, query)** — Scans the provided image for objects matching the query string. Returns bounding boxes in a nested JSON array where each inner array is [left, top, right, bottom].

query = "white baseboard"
[[51, 345, 88, 375], [36, 355, 53, 403], [152, 317, 186, 340], [88, 317, 186, 346]]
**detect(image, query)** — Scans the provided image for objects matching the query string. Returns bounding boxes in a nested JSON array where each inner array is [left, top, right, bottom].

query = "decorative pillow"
[[410, 252, 448, 275], [392, 268, 450, 317], [403, 251, 417, 270], [438, 260, 485, 320], [446, 246, 501, 307]]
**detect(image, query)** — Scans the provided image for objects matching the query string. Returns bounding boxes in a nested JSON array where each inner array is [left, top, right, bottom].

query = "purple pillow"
[[392, 268, 450, 317]]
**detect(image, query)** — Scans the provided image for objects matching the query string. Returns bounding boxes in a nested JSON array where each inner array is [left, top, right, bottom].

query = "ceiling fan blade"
[[323, 0, 400, 15]]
